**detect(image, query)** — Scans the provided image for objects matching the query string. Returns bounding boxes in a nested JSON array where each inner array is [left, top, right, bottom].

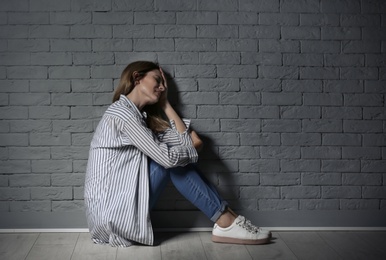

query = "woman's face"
[[136, 69, 165, 106]]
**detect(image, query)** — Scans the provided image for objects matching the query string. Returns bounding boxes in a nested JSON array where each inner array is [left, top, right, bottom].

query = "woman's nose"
[[159, 85, 165, 91]]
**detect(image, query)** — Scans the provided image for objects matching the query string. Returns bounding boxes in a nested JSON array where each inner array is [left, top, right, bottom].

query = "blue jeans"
[[148, 159, 228, 222]]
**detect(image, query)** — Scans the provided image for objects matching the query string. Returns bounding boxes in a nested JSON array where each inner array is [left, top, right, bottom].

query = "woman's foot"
[[212, 215, 270, 245]]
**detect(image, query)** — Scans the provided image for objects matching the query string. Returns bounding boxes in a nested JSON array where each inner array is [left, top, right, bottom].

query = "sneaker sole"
[[212, 235, 270, 245]]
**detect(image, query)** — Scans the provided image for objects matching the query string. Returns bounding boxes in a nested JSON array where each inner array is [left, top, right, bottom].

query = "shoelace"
[[236, 216, 258, 233]]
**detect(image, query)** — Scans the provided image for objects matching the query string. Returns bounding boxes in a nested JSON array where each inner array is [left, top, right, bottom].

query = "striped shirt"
[[84, 95, 198, 247]]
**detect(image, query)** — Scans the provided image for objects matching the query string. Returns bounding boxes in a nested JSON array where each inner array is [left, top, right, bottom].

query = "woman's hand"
[[191, 130, 203, 152], [158, 68, 169, 108]]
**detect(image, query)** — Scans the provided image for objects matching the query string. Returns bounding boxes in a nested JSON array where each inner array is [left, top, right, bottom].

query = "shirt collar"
[[119, 95, 147, 119]]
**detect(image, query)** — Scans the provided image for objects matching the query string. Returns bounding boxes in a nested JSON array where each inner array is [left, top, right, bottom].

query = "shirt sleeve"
[[119, 115, 198, 169], [157, 119, 193, 147]]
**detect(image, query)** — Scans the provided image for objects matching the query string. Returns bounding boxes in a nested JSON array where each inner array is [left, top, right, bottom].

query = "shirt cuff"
[[169, 119, 193, 146]]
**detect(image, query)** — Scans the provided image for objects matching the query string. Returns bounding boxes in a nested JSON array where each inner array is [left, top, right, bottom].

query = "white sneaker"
[[239, 215, 272, 239], [212, 215, 270, 245]]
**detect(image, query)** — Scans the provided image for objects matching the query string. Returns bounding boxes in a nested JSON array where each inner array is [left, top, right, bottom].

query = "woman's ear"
[[132, 71, 140, 85]]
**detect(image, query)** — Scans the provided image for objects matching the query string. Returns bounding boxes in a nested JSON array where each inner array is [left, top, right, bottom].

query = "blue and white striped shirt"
[[84, 95, 198, 247]]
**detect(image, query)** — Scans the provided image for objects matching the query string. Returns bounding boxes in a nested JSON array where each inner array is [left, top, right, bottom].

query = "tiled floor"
[[1, 231, 386, 260]]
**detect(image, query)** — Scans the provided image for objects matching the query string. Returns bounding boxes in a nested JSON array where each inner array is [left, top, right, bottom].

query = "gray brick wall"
[[0, 0, 385, 223]]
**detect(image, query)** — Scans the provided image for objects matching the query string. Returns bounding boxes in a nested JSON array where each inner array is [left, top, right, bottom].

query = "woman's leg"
[[148, 159, 170, 210], [168, 164, 228, 222]]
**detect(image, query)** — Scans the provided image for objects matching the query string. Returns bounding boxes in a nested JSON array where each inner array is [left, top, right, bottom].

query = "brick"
[[10, 201, 51, 212], [31, 187, 72, 200], [72, 133, 93, 146], [259, 39, 300, 53], [0, 202, 9, 212], [281, 0, 319, 13], [241, 79, 281, 92], [344, 93, 383, 107], [240, 133, 281, 146], [219, 12, 258, 24], [341, 68, 378, 80], [324, 80, 363, 93], [260, 173, 300, 185], [205, 133, 239, 146], [343, 120, 383, 133], [155, 25, 196, 38], [51, 39, 91, 52], [10, 93, 50, 106], [52, 200, 84, 212], [322, 186, 361, 199], [304, 93, 342, 106], [219, 146, 259, 159], [282, 79, 322, 92], [221, 119, 260, 132], [282, 26, 320, 40], [262, 119, 301, 133], [302, 146, 341, 159], [49, 66, 90, 79], [198, 0, 237, 11], [30, 80, 70, 93], [262, 92, 301, 105], [302, 119, 342, 133], [322, 160, 360, 172], [8, 12, 49, 25], [30, 133, 71, 146], [197, 106, 238, 119], [300, 67, 339, 79], [259, 199, 298, 210], [260, 13, 298, 26], [93, 39, 132, 52], [172, 78, 197, 92], [322, 107, 362, 119], [72, 79, 113, 93], [10, 120, 51, 133], [29, 25, 70, 39], [239, 106, 278, 119], [300, 14, 339, 26], [240, 187, 279, 199], [197, 25, 238, 38], [340, 199, 380, 210], [361, 160, 386, 173], [342, 173, 382, 186], [51, 173, 85, 186], [159, 52, 199, 65], [217, 40, 257, 52], [241, 53, 281, 65], [282, 186, 321, 199], [0, 53, 30, 66], [31, 160, 72, 173], [29, 106, 69, 119], [0, 188, 30, 200], [239, 0, 279, 12], [72, 0, 111, 11], [73, 187, 84, 200], [93, 12, 133, 24], [135, 12, 175, 24], [91, 65, 124, 79], [0, 133, 28, 146], [179, 92, 218, 105], [281, 106, 320, 119], [9, 147, 50, 160], [366, 54, 386, 66], [240, 159, 280, 173], [0, 107, 28, 119], [113, 0, 153, 11], [323, 133, 361, 146], [0, 0, 28, 11], [0, 160, 30, 174], [240, 26, 280, 39], [363, 134, 386, 147], [9, 174, 50, 187], [7, 66, 47, 79], [156, 0, 196, 11], [50, 12, 91, 24], [0, 25, 29, 39], [71, 25, 112, 38], [302, 172, 341, 185], [261, 146, 300, 159], [284, 54, 323, 66], [281, 133, 321, 145], [53, 120, 94, 133], [176, 65, 216, 78], [73, 160, 88, 173], [281, 159, 320, 172], [133, 39, 174, 51], [31, 52, 72, 66], [259, 66, 298, 79], [31, 0, 70, 11], [92, 93, 113, 105], [218, 65, 257, 78], [175, 39, 216, 51], [363, 108, 386, 120], [73, 52, 114, 65], [365, 81, 385, 93], [325, 54, 364, 67], [321, 0, 360, 13], [300, 199, 339, 210], [342, 40, 380, 53], [341, 14, 380, 26], [301, 40, 340, 53]]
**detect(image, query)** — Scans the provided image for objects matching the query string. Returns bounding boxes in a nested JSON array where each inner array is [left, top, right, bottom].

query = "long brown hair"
[[113, 61, 170, 133]]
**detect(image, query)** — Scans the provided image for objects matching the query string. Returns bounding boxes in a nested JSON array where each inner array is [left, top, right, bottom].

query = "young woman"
[[84, 61, 271, 247]]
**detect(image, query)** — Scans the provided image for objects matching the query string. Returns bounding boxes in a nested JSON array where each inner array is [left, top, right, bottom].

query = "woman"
[[84, 61, 271, 247]]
